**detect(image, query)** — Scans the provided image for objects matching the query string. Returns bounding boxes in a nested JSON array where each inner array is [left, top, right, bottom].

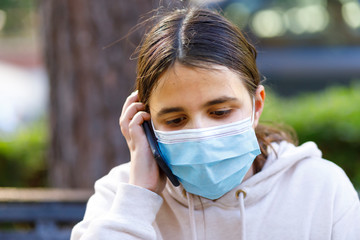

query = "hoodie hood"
[[164, 141, 322, 209]]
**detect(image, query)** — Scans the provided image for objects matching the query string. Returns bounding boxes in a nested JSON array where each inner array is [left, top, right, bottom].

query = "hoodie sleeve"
[[332, 199, 360, 239], [70, 163, 163, 240], [330, 167, 360, 239]]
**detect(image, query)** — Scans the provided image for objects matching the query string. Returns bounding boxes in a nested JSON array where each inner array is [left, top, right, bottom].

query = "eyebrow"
[[156, 96, 239, 118], [156, 107, 185, 118], [202, 96, 239, 108]]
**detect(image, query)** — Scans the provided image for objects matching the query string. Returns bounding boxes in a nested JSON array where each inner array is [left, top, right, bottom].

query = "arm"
[[72, 91, 166, 239], [331, 169, 360, 239], [332, 200, 360, 239]]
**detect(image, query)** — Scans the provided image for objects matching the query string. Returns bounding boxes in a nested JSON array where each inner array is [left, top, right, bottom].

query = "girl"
[[71, 8, 360, 240]]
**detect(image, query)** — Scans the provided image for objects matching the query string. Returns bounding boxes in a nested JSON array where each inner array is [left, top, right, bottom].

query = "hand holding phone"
[[120, 91, 179, 192], [142, 121, 180, 187], [119, 91, 166, 194]]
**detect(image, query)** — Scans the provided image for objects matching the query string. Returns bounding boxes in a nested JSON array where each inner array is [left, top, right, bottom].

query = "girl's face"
[[149, 63, 258, 131]]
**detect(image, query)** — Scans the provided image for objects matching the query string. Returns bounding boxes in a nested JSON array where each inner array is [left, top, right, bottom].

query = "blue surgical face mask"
[[153, 102, 261, 200]]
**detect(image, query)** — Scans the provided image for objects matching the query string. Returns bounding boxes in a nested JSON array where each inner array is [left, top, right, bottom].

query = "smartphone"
[[142, 121, 180, 187]]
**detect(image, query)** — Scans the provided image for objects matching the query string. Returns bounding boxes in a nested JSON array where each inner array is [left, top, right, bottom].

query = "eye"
[[210, 109, 232, 118], [165, 116, 187, 127]]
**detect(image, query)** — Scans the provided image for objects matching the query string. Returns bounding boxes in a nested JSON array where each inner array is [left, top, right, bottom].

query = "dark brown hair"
[[135, 8, 297, 172]]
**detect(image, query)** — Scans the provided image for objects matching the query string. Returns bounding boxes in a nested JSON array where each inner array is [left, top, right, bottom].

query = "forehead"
[[148, 63, 250, 108]]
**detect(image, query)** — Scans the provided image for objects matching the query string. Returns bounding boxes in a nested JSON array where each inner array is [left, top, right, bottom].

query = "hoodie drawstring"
[[184, 189, 246, 240], [186, 191, 198, 240], [236, 189, 247, 240]]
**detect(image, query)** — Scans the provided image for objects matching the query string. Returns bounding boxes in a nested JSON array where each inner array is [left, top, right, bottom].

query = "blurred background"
[[0, 0, 359, 190]]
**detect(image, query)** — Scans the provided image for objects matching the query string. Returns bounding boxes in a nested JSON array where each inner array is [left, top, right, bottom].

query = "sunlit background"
[[207, 0, 360, 39], [0, 0, 359, 189]]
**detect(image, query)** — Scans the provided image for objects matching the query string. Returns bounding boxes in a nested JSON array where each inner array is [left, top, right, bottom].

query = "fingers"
[[120, 102, 146, 139], [120, 91, 144, 139], [121, 90, 139, 117], [128, 111, 151, 150], [120, 91, 166, 194]]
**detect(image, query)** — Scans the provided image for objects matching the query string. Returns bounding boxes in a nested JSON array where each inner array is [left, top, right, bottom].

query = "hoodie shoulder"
[[94, 162, 131, 192], [262, 141, 357, 202], [271, 141, 352, 186], [296, 153, 357, 196]]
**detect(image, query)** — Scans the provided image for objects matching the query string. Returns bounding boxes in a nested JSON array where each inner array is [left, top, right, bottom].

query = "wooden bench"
[[0, 188, 93, 240]]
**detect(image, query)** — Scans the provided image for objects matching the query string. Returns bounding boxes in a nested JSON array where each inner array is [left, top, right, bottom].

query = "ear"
[[253, 85, 265, 128]]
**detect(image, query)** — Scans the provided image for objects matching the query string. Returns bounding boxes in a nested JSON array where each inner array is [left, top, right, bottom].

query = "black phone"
[[142, 121, 180, 187]]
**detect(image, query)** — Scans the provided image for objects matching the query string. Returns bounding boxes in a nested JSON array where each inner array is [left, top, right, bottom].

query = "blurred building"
[[0, 1, 47, 134], [197, 0, 360, 95]]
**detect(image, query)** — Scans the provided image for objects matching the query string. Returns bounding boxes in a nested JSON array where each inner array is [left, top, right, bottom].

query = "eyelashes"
[[164, 109, 233, 128], [210, 109, 232, 118], [165, 116, 187, 127]]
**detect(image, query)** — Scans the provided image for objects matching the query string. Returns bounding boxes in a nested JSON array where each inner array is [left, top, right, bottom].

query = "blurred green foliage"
[[0, 117, 48, 187], [262, 81, 360, 189], [0, 0, 34, 9], [0, 0, 36, 36]]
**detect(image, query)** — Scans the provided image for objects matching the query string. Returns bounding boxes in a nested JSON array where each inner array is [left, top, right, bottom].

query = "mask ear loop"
[[251, 97, 256, 126], [150, 119, 160, 139], [150, 119, 156, 130]]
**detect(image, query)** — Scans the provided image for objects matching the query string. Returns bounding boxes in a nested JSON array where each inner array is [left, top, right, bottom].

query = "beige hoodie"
[[71, 141, 360, 239]]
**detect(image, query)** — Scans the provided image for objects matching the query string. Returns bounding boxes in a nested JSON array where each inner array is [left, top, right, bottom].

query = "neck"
[[243, 164, 254, 182]]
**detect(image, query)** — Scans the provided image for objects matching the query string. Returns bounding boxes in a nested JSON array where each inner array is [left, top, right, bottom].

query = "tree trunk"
[[40, 1, 165, 188]]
